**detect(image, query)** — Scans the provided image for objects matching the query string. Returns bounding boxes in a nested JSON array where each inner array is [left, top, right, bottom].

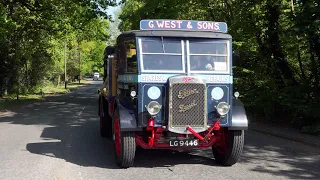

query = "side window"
[[125, 40, 137, 73]]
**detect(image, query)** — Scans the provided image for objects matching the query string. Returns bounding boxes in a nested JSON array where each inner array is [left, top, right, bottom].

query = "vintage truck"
[[98, 19, 248, 168]]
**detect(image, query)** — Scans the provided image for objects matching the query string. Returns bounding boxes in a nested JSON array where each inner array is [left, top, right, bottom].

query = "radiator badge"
[[182, 77, 194, 82], [178, 89, 199, 99], [179, 100, 197, 113]]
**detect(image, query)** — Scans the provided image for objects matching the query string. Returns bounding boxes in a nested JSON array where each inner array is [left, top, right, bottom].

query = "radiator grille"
[[169, 83, 206, 130]]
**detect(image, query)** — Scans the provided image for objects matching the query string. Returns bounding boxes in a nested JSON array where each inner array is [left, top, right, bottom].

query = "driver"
[[190, 55, 210, 70]]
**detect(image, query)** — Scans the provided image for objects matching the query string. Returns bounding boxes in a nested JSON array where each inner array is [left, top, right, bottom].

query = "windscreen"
[[139, 38, 184, 72], [188, 40, 229, 73]]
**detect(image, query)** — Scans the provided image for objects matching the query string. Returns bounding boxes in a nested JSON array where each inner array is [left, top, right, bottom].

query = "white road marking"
[[77, 106, 86, 116]]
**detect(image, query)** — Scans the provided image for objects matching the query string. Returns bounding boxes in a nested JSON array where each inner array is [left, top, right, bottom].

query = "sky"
[[106, 0, 121, 18]]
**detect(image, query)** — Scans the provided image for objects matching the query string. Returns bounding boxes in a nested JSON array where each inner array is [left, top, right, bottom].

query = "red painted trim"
[[109, 101, 114, 117], [213, 128, 229, 154], [147, 118, 154, 131], [136, 122, 223, 149], [213, 121, 220, 130], [146, 118, 155, 147], [182, 77, 194, 82], [186, 126, 204, 141], [148, 129, 155, 147], [114, 117, 121, 156]]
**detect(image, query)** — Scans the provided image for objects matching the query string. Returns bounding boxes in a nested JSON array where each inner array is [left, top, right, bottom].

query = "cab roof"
[[117, 30, 232, 42]]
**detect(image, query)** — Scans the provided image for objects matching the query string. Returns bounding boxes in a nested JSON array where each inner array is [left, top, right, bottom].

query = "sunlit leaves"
[[0, 0, 114, 95]]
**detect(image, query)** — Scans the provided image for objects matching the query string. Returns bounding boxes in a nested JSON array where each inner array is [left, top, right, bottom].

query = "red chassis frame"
[[135, 118, 224, 150]]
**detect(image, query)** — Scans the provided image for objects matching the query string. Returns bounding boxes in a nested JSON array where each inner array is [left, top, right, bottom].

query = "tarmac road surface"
[[0, 80, 319, 180]]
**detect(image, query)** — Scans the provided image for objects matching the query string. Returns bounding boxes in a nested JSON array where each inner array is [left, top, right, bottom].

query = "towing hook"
[[186, 125, 204, 141]]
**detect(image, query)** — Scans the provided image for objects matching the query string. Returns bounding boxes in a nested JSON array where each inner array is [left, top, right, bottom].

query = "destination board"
[[140, 19, 228, 33]]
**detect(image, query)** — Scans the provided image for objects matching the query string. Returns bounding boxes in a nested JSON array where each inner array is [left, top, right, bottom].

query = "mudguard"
[[229, 98, 248, 130], [116, 100, 141, 132]]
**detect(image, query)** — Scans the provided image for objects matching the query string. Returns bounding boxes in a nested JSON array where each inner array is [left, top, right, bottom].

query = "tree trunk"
[[296, 36, 306, 81], [57, 75, 60, 87], [255, 31, 285, 87], [266, 2, 298, 86], [313, 36, 320, 88]]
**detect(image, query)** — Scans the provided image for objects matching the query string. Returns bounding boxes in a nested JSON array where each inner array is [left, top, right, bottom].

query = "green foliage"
[[108, 8, 122, 45], [0, 0, 116, 96], [301, 124, 320, 135], [118, 0, 320, 134]]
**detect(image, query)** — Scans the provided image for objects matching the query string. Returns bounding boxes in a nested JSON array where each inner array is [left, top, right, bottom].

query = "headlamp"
[[216, 102, 230, 116], [145, 101, 162, 116]]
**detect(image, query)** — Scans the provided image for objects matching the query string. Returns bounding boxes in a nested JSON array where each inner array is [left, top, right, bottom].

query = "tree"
[[117, 0, 320, 133], [0, 0, 115, 95]]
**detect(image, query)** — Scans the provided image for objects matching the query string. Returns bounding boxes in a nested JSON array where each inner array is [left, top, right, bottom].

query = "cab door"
[[117, 39, 138, 113]]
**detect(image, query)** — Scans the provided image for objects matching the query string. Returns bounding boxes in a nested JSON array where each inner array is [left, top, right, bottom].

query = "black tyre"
[[98, 98, 101, 116], [99, 97, 112, 137], [212, 130, 244, 166], [100, 116, 108, 137], [112, 109, 136, 168]]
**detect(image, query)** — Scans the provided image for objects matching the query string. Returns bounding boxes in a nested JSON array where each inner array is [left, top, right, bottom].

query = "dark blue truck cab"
[[98, 20, 248, 168]]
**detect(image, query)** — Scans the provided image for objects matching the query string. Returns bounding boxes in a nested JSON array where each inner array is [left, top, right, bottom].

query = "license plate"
[[169, 139, 199, 147]]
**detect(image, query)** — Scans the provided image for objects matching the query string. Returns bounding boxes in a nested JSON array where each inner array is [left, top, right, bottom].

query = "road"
[[0, 80, 319, 180]]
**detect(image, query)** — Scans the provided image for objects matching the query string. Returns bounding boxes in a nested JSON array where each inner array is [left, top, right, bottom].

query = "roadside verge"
[[249, 122, 320, 148], [0, 80, 89, 112]]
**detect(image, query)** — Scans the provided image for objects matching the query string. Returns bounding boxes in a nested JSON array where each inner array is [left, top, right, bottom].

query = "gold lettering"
[[178, 100, 197, 113], [178, 89, 199, 99]]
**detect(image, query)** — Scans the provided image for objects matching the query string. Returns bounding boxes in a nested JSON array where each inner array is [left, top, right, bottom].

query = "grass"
[[0, 80, 87, 111], [42, 85, 69, 94], [42, 79, 87, 94], [0, 94, 42, 110]]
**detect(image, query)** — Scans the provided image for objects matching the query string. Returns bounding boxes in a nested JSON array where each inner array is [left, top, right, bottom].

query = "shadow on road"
[[26, 123, 120, 169], [0, 85, 218, 169], [240, 131, 320, 179], [133, 148, 219, 168], [0, 83, 319, 179]]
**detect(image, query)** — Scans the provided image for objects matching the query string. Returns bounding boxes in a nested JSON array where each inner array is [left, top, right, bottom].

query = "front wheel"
[[113, 109, 136, 168], [212, 129, 244, 166]]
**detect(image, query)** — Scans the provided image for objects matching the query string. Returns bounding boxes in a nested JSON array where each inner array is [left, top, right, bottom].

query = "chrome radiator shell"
[[168, 75, 207, 134]]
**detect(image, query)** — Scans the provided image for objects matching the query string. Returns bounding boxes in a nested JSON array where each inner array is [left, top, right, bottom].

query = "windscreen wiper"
[[161, 37, 165, 53]]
